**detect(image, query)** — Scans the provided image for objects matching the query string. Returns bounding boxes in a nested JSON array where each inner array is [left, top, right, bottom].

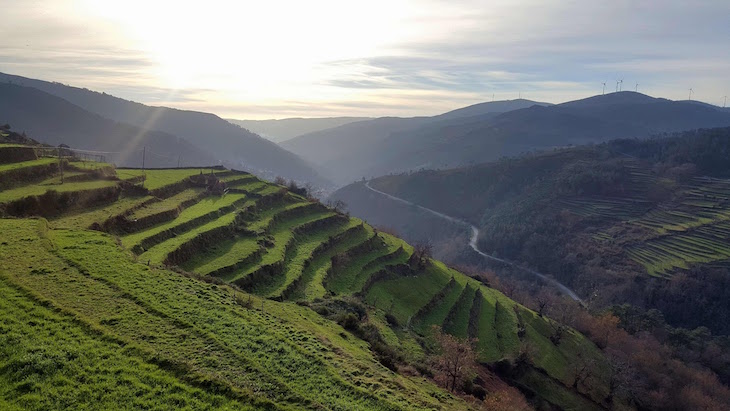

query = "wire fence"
[[35, 145, 186, 168]]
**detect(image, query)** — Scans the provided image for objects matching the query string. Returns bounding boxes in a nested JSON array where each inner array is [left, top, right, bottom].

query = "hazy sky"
[[1, 0, 729, 119]]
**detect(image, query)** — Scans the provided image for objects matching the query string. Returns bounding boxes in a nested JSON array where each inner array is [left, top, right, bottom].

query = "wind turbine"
[[635, 83, 639, 92], [602, 82, 606, 95], [724, 95, 727, 108], [619, 79, 623, 92], [616, 80, 620, 92], [688, 88, 693, 101]]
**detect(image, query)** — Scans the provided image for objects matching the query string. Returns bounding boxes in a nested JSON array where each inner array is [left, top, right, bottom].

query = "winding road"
[[364, 181, 584, 304]]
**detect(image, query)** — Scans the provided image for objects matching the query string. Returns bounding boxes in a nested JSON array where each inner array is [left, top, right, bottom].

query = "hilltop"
[[0, 83, 214, 168], [0, 139, 622, 410], [284, 92, 730, 185], [282, 99, 549, 185], [228, 117, 370, 143], [0, 72, 328, 186]]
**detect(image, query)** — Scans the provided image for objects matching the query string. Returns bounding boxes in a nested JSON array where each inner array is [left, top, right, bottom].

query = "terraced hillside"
[[0, 142, 612, 410], [332, 127, 730, 335]]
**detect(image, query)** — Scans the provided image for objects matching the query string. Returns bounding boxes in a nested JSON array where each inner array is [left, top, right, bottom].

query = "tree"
[[431, 326, 477, 392], [411, 240, 433, 269], [326, 199, 348, 214]]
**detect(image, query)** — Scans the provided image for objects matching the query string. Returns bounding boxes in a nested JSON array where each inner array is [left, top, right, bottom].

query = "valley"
[[0, 141, 612, 410]]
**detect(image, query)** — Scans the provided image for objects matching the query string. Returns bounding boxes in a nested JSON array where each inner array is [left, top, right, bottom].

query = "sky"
[[1, 0, 729, 119]]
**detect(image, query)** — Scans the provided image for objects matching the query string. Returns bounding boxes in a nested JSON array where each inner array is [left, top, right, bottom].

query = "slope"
[[0, 71, 328, 186], [282, 99, 547, 184], [0, 143, 614, 410], [0, 83, 213, 167], [332, 127, 730, 335], [287, 92, 730, 185], [365, 92, 730, 180], [227, 117, 370, 143]]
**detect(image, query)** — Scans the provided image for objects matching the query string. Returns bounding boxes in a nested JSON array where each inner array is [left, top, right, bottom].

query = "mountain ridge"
[[0, 71, 329, 185], [291, 92, 730, 185]]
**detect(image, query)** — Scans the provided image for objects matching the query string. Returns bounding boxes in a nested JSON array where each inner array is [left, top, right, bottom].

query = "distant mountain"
[[314, 93, 730, 184], [0, 72, 329, 185], [227, 117, 370, 143], [432, 98, 552, 121], [282, 99, 548, 185], [0, 83, 214, 167]]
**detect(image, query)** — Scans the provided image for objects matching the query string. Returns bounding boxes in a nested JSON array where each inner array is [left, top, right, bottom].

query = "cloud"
[[1, 0, 729, 118]]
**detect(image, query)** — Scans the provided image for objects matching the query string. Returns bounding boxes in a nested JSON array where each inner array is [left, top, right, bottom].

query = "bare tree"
[[411, 240, 433, 269], [431, 326, 477, 392], [571, 347, 596, 390], [326, 199, 348, 214]]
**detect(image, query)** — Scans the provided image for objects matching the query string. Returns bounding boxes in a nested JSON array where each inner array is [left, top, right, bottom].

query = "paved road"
[[364, 181, 584, 304]]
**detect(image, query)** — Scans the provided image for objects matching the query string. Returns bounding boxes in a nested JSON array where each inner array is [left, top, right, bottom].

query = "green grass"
[[138, 211, 240, 264], [474, 292, 501, 362], [245, 200, 308, 232], [346, 238, 412, 296], [116, 168, 225, 190], [181, 236, 261, 275], [230, 210, 334, 287], [231, 180, 268, 191], [264, 215, 343, 298], [326, 233, 404, 296], [121, 193, 249, 249], [50, 195, 154, 229], [414, 279, 465, 333], [127, 188, 204, 220], [0, 258, 247, 410], [442, 285, 476, 339], [0, 218, 465, 410], [494, 300, 521, 356], [299, 221, 372, 301], [0, 161, 614, 410], [0, 177, 118, 203], [366, 264, 451, 325], [0, 157, 57, 175], [68, 160, 114, 171]]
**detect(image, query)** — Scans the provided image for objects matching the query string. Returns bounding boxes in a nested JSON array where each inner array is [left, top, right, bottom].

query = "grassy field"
[[0, 157, 57, 174], [127, 187, 204, 220], [0, 178, 118, 203], [181, 235, 261, 275], [50, 195, 154, 229], [1, 219, 467, 410], [138, 210, 241, 264], [121, 193, 249, 249], [116, 168, 225, 190], [0, 158, 611, 410]]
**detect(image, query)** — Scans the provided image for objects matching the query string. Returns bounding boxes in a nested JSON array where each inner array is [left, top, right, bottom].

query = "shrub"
[[338, 313, 360, 331], [385, 313, 399, 327]]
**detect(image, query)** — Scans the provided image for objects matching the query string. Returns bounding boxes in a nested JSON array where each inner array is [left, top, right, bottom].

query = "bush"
[[385, 313, 399, 327], [338, 313, 360, 331]]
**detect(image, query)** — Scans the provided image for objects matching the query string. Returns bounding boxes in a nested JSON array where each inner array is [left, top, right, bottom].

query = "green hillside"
[[0, 143, 611, 410], [336, 127, 730, 335]]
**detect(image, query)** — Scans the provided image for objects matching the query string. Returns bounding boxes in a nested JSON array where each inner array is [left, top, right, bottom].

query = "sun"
[[78, 0, 419, 98]]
